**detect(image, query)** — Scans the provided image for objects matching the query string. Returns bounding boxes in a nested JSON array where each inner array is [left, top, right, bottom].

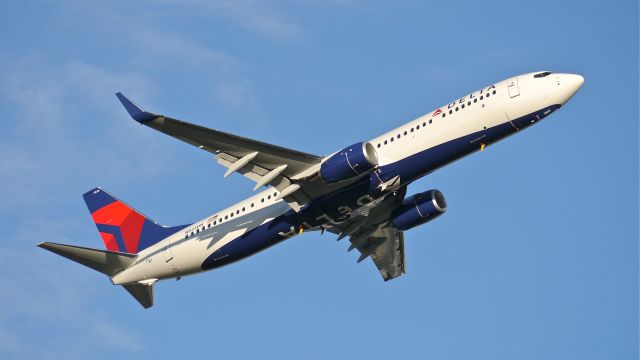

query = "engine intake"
[[391, 190, 447, 231], [319, 142, 378, 183]]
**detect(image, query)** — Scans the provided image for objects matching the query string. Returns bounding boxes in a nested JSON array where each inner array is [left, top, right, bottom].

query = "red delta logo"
[[432, 109, 442, 117], [92, 201, 145, 253]]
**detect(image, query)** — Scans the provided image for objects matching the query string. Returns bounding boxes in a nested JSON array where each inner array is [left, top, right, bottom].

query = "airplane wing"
[[349, 225, 405, 281], [116, 93, 322, 210], [324, 190, 407, 281]]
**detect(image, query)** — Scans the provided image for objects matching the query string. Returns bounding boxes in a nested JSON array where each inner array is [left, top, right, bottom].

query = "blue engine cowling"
[[319, 142, 378, 183], [391, 190, 447, 231]]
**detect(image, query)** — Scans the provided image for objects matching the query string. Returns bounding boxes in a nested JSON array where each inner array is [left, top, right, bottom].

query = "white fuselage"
[[112, 72, 584, 285]]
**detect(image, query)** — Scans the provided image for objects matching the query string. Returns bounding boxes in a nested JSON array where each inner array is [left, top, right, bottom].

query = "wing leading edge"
[[116, 92, 322, 210], [117, 93, 411, 281]]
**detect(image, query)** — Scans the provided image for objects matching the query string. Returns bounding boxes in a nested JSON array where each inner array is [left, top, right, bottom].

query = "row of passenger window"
[[376, 89, 497, 148], [185, 191, 279, 239], [441, 90, 497, 119]]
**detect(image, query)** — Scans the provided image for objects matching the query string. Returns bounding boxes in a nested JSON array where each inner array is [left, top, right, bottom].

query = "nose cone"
[[567, 73, 585, 94], [557, 73, 585, 104]]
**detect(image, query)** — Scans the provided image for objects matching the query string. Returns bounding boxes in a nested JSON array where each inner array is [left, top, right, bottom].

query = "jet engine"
[[391, 190, 447, 230], [319, 142, 378, 183]]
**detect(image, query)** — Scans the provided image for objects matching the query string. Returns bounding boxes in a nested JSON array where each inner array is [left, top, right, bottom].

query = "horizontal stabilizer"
[[38, 242, 136, 276], [123, 283, 154, 309], [115, 92, 157, 123]]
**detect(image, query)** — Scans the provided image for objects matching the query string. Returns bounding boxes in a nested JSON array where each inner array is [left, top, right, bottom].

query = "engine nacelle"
[[391, 190, 447, 231], [319, 142, 378, 183]]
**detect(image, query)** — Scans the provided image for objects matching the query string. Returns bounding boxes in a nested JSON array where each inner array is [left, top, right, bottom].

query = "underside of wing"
[[145, 116, 321, 176], [116, 93, 322, 210], [324, 190, 408, 281], [349, 225, 406, 281]]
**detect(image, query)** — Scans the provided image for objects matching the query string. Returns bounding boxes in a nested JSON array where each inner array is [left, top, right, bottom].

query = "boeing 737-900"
[[39, 71, 584, 308]]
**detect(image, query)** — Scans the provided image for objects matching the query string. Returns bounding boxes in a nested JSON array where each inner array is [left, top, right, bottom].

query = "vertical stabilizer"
[[82, 187, 189, 253]]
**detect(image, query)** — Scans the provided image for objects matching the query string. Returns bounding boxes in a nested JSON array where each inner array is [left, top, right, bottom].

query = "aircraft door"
[[162, 238, 174, 262], [507, 77, 520, 98]]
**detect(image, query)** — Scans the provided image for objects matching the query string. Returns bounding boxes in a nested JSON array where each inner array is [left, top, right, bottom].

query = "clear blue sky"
[[0, 1, 637, 359]]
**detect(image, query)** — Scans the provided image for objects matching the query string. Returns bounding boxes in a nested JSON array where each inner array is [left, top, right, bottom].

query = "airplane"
[[39, 71, 584, 308]]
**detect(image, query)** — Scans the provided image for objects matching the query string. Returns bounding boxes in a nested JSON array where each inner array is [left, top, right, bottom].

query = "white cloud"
[[0, 57, 172, 211], [157, 0, 303, 40], [0, 245, 145, 358], [0, 327, 22, 355], [0, 2, 310, 356], [91, 320, 145, 352]]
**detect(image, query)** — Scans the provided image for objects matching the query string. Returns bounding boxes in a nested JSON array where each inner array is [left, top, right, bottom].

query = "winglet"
[[115, 92, 157, 123]]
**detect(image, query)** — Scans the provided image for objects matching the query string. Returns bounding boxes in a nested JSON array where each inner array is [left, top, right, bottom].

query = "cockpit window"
[[534, 71, 552, 78]]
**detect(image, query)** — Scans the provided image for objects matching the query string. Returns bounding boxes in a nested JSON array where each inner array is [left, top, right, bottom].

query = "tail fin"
[[83, 187, 188, 253]]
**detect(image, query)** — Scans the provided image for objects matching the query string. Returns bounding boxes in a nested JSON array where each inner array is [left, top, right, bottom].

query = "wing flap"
[[216, 152, 312, 209], [369, 229, 406, 281], [350, 226, 406, 281]]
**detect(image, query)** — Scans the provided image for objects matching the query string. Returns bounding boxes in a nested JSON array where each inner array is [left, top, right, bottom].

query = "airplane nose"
[[556, 73, 585, 104], [568, 74, 585, 93]]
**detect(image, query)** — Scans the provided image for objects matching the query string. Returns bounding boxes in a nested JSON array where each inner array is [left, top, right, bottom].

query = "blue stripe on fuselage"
[[201, 104, 561, 271]]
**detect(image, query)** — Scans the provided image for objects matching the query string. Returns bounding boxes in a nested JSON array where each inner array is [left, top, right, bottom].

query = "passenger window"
[[474, 98, 477, 103], [404, 131, 407, 135], [492, 90, 496, 95], [422, 122, 426, 127], [486, 93, 490, 98], [441, 114, 444, 118], [261, 198, 264, 203], [225, 215, 228, 220], [377, 143, 381, 148], [480, 96, 484, 100], [455, 107, 459, 111], [397, 134, 400, 139], [410, 128, 414, 132], [467, 101, 471, 106], [461, 104, 465, 109], [384, 140, 388, 145], [449, 110, 453, 114], [430, 119, 433, 123], [236, 210, 239, 215]]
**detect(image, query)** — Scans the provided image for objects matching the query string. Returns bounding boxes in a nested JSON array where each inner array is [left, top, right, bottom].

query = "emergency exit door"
[[507, 77, 520, 98]]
